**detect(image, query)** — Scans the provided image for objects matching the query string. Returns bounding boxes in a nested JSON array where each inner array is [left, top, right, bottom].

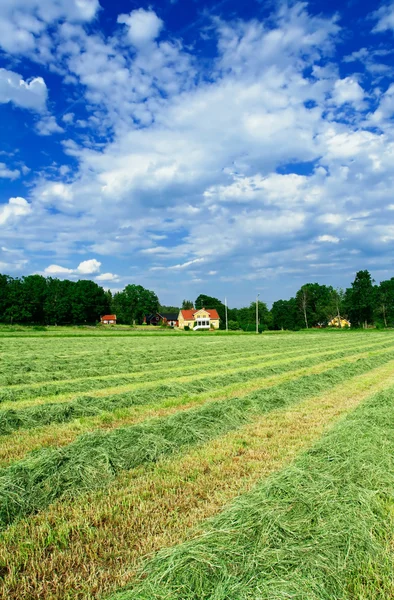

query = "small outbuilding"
[[328, 316, 351, 328], [101, 314, 117, 324], [144, 313, 179, 327]]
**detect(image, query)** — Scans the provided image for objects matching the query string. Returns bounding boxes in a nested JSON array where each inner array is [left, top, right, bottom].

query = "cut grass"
[[1, 345, 394, 467], [1, 334, 385, 405], [0, 350, 393, 530], [1, 340, 392, 435], [1, 356, 394, 600], [2, 334, 389, 390], [108, 381, 394, 600]]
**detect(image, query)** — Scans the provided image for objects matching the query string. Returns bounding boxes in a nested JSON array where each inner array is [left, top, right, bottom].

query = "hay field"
[[0, 330, 393, 599]]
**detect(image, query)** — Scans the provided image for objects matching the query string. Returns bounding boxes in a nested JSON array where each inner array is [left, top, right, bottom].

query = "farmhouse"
[[101, 314, 116, 324], [178, 308, 220, 330], [328, 316, 351, 328], [144, 313, 179, 327]]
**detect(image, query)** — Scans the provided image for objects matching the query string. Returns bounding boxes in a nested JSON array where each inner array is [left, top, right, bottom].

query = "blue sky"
[[1, 0, 394, 307]]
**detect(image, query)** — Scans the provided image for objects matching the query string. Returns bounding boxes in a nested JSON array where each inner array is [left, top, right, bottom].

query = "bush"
[[184, 325, 190, 331]]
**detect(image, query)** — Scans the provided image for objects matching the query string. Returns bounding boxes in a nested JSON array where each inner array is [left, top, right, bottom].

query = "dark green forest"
[[0, 270, 393, 329]]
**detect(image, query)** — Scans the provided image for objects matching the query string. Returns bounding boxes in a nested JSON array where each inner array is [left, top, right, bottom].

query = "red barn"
[[101, 314, 117, 324]]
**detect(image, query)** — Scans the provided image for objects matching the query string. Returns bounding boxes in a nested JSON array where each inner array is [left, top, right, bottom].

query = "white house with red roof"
[[177, 308, 220, 330]]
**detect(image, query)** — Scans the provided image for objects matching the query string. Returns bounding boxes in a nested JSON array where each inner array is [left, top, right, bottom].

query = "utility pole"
[[225, 297, 228, 332], [256, 293, 260, 334]]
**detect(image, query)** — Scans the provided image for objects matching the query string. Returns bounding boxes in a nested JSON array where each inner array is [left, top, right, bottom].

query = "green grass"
[[1, 330, 394, 600], [109, 384, 394, 600], [0, 350, 393, 529], [1, 340, 391, 434]]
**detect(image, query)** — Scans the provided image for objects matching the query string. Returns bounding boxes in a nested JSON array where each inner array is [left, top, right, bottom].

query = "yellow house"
[[328, 316, 351, 328], [178, 308, 220, 330]]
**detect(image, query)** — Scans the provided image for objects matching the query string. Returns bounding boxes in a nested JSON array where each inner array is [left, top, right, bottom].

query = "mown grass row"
[[0, 335, 350, 400], [1, 340, 274, 386], [3, 337, 393, 411], [2, 334, 388, 388], [2, 353, 394, 600], [0, 341, 392, 436], [2, 348, 386, 467], [0, 334, 376, 391], [0, 350, 393, 530], [111, 384, 394, 599]]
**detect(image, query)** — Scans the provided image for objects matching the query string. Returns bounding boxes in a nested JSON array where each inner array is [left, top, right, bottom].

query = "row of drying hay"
[[0, 350, 392, 530], [0, 340, 388, 436], [109, 383, 394, 600]]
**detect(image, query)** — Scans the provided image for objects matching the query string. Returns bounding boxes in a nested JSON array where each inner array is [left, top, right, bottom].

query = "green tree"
[[271, 298, 300, 330], [22, 275, 47, 323], [235, 301, 271, 331], [3, 277, 31, 324], [182, 300, 194, 310], [296, 283, 335, 327], [113, 284, 159, 324], [330, 288, 346, 326], [44, 278, 73, 325], [71, 280, 110, 324], [375, 278, 394, 327], [0, 274, 9, 321], [160, 305, 180, 313], [346, 270, 375, 328]]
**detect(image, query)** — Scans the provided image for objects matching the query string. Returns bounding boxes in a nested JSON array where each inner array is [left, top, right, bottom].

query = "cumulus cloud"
[[0, 68, 47, 112], [44, 258, 101, 276], [4, 3, 394, 302], [117, 9, 163, 47], [76, 259, 101, 274], [35, 115, 64, 136], [96, 272, 120, 281], [44, 264, 74, 275], [332, 77, 365, 107], [0, 197, 31, 226], [0, 163, 20, 180], [0, 0, 100, 55]]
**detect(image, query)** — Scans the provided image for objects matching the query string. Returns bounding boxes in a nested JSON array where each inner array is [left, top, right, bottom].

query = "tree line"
[[0, 270, 393, 329], [188, 271, 394, 331]]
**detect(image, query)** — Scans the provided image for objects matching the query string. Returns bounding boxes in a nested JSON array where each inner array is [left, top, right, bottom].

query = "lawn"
[[0, 330, 393, 599]]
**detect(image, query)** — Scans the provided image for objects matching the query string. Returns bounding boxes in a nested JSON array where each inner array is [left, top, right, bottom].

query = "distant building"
[[101, 314, 117, 324], [328, 316, 351, 328], [144, 313, 179, 327], [178, 308, 220, 330]]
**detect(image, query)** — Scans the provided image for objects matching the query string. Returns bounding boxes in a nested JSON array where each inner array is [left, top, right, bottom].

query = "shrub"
[[184, 325, 190, 331]]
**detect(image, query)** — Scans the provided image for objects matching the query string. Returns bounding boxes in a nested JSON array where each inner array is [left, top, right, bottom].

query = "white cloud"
[[117, 9, 163, 47], [317, 235, 340, 243], [0, 163, 20, 180], [96, 272, 119, 281], [36, 115, 64, 136], [332, 77, 365, 107], [44, 258, 101, 276], [151, 258, 205, 271], [0, 197, 31, 226], [0, 68, 47, 112], [62, 112, 74, 124], [44, 264, 74, 275], [4, 3, 394, 303], [0, 0, 100, 55], [372, 3, 394, 33], [76, 258, 101, 274]]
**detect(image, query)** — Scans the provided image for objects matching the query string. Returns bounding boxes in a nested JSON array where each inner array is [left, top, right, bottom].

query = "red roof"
[[180, 308, 220, 320], [101, 315, 116, 320]]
